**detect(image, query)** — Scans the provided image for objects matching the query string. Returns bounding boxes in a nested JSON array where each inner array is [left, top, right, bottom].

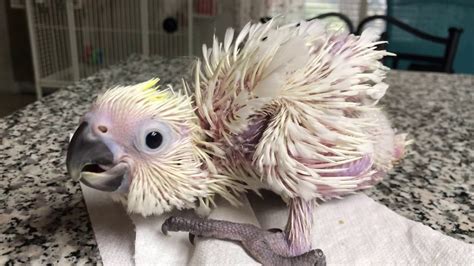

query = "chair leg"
[[392, 57, 399, 69], [35, 83, 43, 100]]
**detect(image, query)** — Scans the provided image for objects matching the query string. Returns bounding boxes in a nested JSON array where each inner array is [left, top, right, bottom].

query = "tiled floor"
[[0, 93, 37, 118]]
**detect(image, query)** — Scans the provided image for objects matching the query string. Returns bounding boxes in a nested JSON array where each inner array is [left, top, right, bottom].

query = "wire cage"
[[25, 0, 200, 99]]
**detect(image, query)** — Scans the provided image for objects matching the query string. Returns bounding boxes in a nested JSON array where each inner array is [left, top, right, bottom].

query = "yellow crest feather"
[[138, 78, 169, 103]]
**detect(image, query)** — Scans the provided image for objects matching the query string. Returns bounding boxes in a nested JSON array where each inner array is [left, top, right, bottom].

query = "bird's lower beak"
[[66, 122, 128, 192]]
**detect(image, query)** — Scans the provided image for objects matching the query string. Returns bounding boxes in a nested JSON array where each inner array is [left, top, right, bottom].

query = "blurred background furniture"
[[262, 0, 471, 75], [382, 0, 473, 74], [357, 15, 463, 73], [23, 0, 195, 99]]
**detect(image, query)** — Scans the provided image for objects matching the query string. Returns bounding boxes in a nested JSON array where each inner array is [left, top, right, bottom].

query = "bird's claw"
[[161, 216, 182, 235], [161, 220, 169, 235], [161, 224, 169, 235], [162, 217, 199, 245], [310, 249, 326, 266], [267, 227, 283, 233], [161, 215, 326, 266], [189, 233, 196, 245]]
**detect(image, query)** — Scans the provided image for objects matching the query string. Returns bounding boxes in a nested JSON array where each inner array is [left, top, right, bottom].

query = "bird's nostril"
[[98, 125, 108, 133]]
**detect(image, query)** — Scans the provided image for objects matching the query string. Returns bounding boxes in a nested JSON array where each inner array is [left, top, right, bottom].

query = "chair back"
[[385, 0, 472, 73], [357, 15, 463, 73]]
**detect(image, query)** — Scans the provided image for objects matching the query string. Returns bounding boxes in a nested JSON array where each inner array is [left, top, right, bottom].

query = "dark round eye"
[[145, 131, 163, 149]]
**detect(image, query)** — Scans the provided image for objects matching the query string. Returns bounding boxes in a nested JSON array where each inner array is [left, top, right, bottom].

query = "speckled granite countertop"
[[1, 55, 472, 264]]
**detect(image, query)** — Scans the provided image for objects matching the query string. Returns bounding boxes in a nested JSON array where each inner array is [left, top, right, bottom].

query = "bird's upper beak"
[[66, 122, 129, 192]]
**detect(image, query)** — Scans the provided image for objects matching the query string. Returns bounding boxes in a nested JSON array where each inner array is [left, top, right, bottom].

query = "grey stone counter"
[[0, 55, 472, 264]]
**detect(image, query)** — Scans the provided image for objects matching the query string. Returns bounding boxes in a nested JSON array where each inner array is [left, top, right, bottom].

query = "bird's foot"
[[162, 216, 325, 266]]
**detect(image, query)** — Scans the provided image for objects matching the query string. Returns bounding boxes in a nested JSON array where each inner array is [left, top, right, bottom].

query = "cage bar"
[[25, 0, 195, 99]]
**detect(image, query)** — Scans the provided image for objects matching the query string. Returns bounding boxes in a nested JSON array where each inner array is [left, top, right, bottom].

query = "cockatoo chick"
[[67, 18, 408, 266]]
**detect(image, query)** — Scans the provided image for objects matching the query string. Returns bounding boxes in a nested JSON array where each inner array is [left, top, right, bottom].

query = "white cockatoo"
[[67, 18, 407, 265]]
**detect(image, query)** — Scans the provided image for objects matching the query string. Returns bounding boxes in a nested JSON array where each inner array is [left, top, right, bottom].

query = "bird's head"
[[66, 79, 211, 216]]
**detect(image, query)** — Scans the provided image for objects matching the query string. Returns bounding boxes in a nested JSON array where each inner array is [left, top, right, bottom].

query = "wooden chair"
[[356, 15, 463, 73]]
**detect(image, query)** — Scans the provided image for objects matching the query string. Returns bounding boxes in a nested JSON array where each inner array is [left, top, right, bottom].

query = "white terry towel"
[[80, 184, 134, 266], [81, 184, 474, 265]]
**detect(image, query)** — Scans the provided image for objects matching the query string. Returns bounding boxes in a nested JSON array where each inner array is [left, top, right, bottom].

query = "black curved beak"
[[66, 122, 127, 192]]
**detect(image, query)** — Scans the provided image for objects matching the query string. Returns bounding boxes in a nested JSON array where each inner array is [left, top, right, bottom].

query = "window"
[[304, 0, 387, 22]]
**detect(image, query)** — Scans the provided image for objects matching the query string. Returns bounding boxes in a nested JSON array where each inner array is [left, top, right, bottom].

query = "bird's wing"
[[192, 18, 397, 200]]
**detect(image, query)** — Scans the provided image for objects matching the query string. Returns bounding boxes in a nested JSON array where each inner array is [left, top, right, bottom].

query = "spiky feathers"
[[192, 19, 403, 200]]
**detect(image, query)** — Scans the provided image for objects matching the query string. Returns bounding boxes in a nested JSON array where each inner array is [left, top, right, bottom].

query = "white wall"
[[192, 0, 238, 56]]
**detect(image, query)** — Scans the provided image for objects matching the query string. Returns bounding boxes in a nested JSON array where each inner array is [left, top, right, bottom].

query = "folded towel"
[[131, 210, 193, 265], [81, 184, 134, 266], [82, 184, 473, 265]]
